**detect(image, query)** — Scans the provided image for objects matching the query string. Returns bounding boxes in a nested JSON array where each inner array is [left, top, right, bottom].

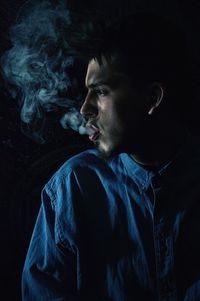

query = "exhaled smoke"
[[60, 108, 89, 135], [1, 0, 87, 143]]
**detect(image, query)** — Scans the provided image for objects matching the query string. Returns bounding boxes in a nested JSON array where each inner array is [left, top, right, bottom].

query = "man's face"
[[80, 58, 147, 158]]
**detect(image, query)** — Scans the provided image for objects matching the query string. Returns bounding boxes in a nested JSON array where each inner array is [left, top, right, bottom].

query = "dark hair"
[[72, 13, 189, 79], [71, 12, 192, 119]]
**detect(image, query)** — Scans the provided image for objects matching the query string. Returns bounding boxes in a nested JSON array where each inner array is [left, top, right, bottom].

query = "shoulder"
[[43, 148, 130, 198], [44, 149, 109, 195], [52, 148, 106, 178]]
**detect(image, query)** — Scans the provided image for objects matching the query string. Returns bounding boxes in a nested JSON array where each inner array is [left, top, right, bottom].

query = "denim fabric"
[[22, 134, 200, 301]]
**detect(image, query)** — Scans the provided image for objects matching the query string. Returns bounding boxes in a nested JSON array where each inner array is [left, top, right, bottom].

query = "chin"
[[94, 138, 123, 160]]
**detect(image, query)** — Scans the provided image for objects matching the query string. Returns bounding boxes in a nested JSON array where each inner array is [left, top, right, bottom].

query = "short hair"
[[71, 12, 192, 119]]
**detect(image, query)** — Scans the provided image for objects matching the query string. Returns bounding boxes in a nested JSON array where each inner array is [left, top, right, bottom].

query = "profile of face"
[[80, 57, 158, 159]]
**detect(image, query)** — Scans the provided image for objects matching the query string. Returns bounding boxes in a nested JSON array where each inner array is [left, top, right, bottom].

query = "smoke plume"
[[1, 0, 86, 143]]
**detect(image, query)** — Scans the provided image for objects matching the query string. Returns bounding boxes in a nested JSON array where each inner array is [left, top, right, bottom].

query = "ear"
[[147, 82, 164, 115]]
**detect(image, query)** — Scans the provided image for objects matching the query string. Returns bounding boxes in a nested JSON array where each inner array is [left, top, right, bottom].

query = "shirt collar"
[[120, 130, 194, 190], [120, 153, 153, 191]]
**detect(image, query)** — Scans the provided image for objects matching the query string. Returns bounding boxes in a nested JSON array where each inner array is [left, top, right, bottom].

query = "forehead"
[[85, 58, 129, 87]]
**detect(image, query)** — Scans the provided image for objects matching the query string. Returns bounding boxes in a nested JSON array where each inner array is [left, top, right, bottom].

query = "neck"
[[130, 120, 189, 170]]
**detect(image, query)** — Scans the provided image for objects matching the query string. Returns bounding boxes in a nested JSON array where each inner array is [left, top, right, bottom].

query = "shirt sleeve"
[[21, 169, 85, 301]]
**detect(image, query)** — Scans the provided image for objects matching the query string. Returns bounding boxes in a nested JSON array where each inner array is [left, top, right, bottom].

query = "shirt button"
[[151, 174, 162, 188]]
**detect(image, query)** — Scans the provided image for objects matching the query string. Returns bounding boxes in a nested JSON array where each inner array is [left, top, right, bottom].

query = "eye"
[[94, 88, 108, 97]]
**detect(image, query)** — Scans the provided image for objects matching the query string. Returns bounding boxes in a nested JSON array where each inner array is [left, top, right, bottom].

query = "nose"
[[80, 91, 98, 120]]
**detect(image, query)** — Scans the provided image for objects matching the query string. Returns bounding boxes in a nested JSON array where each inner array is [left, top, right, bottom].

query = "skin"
[[80, 57, 188, 167]]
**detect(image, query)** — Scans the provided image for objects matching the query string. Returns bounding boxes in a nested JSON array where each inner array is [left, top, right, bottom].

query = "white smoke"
[[60, 108, 89, 135], [1, 0, 86, 143]]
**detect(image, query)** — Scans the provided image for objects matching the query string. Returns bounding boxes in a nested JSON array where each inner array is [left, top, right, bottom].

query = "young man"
[[22, 13, 200, 301]]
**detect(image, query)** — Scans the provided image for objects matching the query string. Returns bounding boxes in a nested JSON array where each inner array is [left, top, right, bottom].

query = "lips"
[[86, 124, 100, 141]]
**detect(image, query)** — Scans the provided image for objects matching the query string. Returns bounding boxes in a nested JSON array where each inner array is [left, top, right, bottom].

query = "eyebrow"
[[86, 81, 111, 89], [86, 73, 128, 89]]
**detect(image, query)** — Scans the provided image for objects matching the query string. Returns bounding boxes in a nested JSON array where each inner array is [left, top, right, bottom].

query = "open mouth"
[[86, 124, 100, 141], [89, 131, 100, 142]]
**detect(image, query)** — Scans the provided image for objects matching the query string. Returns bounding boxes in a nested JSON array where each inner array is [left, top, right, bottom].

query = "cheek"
[[116, 97, 146, 129], [101, 103, 124, 130], [110, 103, 133, 130], [99, 95, 141, 133]]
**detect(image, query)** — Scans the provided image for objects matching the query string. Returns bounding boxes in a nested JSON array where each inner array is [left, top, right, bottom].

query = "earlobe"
[[147, 83, 164, 115]]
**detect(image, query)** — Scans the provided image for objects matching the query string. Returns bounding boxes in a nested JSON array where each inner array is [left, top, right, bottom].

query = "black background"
[[1, 0, 200, 300]]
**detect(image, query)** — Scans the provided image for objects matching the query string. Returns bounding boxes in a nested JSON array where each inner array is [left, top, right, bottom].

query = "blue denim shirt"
[[22, 134, 200, 301]]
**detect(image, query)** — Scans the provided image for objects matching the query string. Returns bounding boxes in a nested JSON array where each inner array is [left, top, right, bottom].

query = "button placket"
[[152, 174, 177, 301]]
